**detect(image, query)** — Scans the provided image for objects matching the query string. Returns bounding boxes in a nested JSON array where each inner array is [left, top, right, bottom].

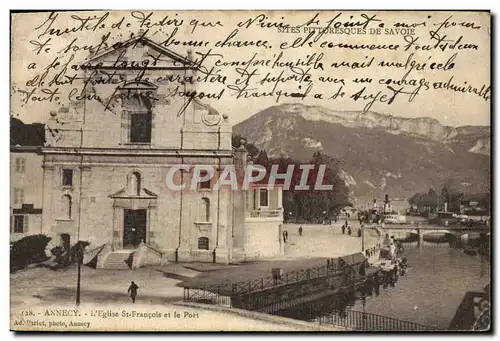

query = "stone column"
[[112, 205, 118, 250], [41, 164, 55, 234], [78, 165, 91, 240]]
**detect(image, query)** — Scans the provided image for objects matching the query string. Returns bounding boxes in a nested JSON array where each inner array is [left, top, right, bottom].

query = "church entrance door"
[[123, 209, 147, 248]]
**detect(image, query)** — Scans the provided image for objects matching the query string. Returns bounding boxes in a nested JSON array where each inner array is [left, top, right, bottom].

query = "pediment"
[[109, 187, 158, 199], [119, 80, 158, 90], [83, 35, 198, 70]]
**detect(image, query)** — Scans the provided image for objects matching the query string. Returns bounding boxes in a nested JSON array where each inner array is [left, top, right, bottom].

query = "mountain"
[[233, 104, 490, 200], [450, 126, 491, 156]]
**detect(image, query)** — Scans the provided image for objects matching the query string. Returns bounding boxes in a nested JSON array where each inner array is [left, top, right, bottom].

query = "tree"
[[409, 192, 423, 206], [426, 188, 438, 211], [245, 143, 260, 159], [271, 151, 350, 223], [10, 234, 52, 272], [440, 185, 449, 209], [231, 134, 260, 158], [408, 189, 438, 212], [255, 149, 269, 166], [439, 181, 464, 213], [231, 134, 245, 149]]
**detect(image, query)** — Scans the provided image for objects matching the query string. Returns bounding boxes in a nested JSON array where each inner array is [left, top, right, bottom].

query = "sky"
[[10, 10, 491, 127]]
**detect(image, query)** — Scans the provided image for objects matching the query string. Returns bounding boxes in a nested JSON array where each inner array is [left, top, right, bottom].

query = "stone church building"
[[10, 34, 284, 268]]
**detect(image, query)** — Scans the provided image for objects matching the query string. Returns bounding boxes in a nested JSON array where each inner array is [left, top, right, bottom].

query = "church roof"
[[83, 34, 199, 70]]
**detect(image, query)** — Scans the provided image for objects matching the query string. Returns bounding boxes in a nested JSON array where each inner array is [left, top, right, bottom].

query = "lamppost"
[[76, 243, 83, 306], [75, 150, 84, 307], [75, 129, 85, 307], [361, 224, 365, 252], [362, 293, 367, 330]]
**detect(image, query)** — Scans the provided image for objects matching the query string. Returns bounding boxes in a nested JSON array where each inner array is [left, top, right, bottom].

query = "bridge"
[[378, 224, 490, 245]]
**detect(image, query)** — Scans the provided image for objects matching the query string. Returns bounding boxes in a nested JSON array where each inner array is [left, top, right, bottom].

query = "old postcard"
[[10, 10, 491, 332]]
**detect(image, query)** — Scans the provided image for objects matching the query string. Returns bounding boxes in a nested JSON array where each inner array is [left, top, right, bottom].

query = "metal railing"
[[183, 286, 440, 331], [82, 243, 108, 263], [230, 264, 343, 295], [184, 264, 340, 298], [316, 310, 438, 331], [184, 256, 369, 298], [84, 243, 107, 256], [142, 242, 164, 257], [182, 261, 440, 331], [183, 286, 231, 306], [183, 260, 366, 311], [247, 209, 283, 218]]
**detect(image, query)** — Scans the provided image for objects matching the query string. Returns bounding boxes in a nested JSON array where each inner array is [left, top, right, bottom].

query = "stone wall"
[[243, 217, 283, 260], [231, 260, 365, 311]]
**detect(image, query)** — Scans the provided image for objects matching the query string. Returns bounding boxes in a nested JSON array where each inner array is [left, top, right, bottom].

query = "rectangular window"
[[130, 113, 152, 143], [259, 188, 269, 207], [13, 188, 24, 205], [198, 237, 209, 250], [199, 170, 211, 189], [62, 169, 73, 187], [15, 158, 26, 173], [13, 215, 25, 233]]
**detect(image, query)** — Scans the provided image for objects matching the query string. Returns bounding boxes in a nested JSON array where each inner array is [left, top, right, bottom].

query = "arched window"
[[61, 195, 72, 220], [201, 197, 210, 221], [127, 172, 141, 196], [198, 237, 209, 250]]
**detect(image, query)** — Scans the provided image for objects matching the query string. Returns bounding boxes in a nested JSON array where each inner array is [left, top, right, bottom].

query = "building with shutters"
[[10, 119, 45, 241]]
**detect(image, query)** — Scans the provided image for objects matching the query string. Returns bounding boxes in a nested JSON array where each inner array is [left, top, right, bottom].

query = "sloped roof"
[[109, 187, 158, 199], [461, 193, 489, 202], [83, 35, 198, 70], [341, 252, 366, 265], [10, 117, 45, 147]]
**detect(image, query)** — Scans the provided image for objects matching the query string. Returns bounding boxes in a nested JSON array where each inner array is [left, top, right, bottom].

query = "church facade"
[[21, 35, 284, 266]]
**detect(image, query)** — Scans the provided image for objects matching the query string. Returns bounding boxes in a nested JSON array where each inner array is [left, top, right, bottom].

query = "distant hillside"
[[233, 104, 490, 200]]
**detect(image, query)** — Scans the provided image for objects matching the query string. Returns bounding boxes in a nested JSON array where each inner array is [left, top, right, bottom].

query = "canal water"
[[277, 242, 490, 330]]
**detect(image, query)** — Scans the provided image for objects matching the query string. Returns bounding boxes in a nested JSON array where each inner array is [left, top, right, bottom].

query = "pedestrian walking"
[[341, 224, 346, 235], [127, 281, 139, 303], [298, 226, 303, 236], [283, 230, 288, 243], [347, 226, 352, 236]]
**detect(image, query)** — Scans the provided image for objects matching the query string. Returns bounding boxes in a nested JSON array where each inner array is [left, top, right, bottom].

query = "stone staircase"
[[102, 251, 135, 270]]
